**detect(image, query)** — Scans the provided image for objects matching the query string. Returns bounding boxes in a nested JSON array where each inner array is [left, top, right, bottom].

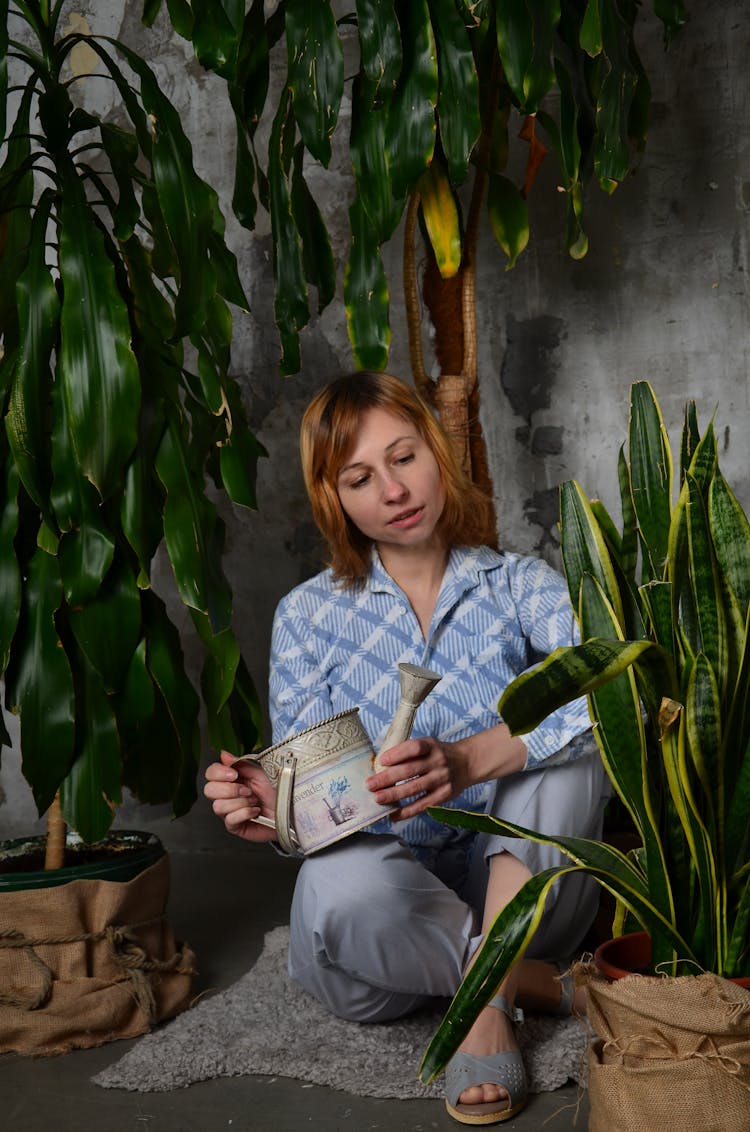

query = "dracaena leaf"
[[387, 0, 437, 199], [428, 0, 480, 183], [355, 0, 402, 95], [344, 196, 390, 371], [285, 0, 344, 167], [487, 173, 528, 269]]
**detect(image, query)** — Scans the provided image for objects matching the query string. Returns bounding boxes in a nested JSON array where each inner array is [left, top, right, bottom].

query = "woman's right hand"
[[203, 751, 278, 843]]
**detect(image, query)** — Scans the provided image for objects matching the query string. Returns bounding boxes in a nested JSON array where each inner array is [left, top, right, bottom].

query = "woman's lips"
[[388, 506, 424, 529]]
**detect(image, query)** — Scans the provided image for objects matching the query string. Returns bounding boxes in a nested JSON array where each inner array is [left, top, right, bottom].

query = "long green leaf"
[[59, 653, 122, 843], [628, 380, 672, 582], [286, 0, 344, 167], [387, 0, 437, 199], [5, 548, 75, 816], [190, 0, 240, 77], [156, 407, 233, 633], [218, 380, 267, 510], [686, 472, 725, 688], [487, 173, 529, 269], [350, 73, 404, 243], [496, 0, 560, 113], [291, 144, 336, 312], [499, 637, 657, 735], [355, 0, 402, 95], [560, 479, 625, 626], [6, 192, 57, 517], [58, 166, 140, 498], [268, 89, 309, 374], [428, 0, 480, 183], [344, 196, 390, 371], [710, 469, 750, 615], [68, 560, 142, 693]]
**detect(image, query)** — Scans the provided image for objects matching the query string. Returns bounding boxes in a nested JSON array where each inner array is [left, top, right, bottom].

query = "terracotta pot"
[[594, 930, 750, 988]]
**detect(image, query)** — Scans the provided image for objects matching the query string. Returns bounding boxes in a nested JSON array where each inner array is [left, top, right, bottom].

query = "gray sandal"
[[444, 993, 527, 1125]]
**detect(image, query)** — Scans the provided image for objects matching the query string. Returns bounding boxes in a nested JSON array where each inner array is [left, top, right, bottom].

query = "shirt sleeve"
[[507, 555, 595, 770], [268, 592, 335, 743]]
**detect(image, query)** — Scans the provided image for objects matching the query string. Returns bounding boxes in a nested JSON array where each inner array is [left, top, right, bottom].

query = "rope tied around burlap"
[[600, 1030, 750, 1094], [0, 919, 195, 1016]]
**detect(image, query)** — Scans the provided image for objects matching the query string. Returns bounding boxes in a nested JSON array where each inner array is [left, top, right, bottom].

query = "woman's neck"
[[376, 542, 450, 640]]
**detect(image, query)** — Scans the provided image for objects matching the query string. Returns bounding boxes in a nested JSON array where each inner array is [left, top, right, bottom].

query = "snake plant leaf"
[[680, 399, 701, 484], [496, 0, 560, 114], [58, 169, 140, 499], [420, 865, 572, 1083], [355, 0, 402, 94], [725, 870, 750, 978], [285, 0, 344, 167], [156, 408, 233, 633], [0, 456, 21, 677], [291, 144, 336, 312], [417, 159, 461, 279], [218, 381, 267, 510], [350, 73, 404, 243], [6, 194, 58, 518], [560, 479, 625, 626], [269, 89, 309, 375], [68, 560, 142, 693], [685, 652, 721, 834], [59, 655, 123, 845], [499, 637, 657, 736], [686, 472, 725, 687], [344, 196, 390, 371], [593, 0, 639, 187], [142, 590, 200, 816], [387, 0, 437, 200], [0, 0, 7, 141], [709, 469, 750, 617], [5, 548, 75, 816], [628, 381, 672, 582], [725, 726, 750, 882], [190, 0, 240, 77], [487, 173, 529, 269], [428, 0, 480, 184], [429, 807, 694, 960]]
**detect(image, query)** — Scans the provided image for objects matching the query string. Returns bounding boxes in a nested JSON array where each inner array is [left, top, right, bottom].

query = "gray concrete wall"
[[2, 1, 748, 849]]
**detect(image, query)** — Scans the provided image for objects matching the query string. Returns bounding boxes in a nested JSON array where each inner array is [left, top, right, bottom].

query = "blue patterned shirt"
[[269, 546, 594, 853]]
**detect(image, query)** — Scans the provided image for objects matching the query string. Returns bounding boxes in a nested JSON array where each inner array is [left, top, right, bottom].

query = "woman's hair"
[[300, 371, 497, 585]]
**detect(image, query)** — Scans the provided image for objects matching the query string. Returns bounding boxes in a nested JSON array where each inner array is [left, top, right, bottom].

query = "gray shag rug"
[[93, 925, 590, 1098]]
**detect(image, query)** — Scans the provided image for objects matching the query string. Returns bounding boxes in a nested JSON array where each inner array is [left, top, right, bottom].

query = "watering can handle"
[[274, 754, 300, 855]]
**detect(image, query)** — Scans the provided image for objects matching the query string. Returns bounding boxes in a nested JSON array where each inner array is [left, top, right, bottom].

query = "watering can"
[[236, 663, 441, 855]]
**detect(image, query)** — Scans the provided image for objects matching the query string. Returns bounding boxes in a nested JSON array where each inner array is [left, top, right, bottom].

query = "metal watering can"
[[236, 663, 441, 855]]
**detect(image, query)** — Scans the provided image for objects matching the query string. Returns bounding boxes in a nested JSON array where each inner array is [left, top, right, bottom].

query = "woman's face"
[[335, 407, 446, 554]]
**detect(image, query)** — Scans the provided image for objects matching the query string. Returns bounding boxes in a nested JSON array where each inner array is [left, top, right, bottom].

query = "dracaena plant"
[[161, 0, 689, 376], [0, 1, 264, 863], [420, 381, 750, 1084]]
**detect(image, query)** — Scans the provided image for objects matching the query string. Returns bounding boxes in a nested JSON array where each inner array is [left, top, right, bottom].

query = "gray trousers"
[[288, 748, 610, 1022]]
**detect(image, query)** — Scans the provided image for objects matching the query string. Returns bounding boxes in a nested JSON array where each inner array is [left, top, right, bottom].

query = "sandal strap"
[[488, 992, 524, 1025], [445, 1049, 528, 1111]]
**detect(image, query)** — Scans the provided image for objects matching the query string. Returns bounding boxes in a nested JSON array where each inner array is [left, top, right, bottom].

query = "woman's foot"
[[514, 957, 586, 1017], [445, 993, 527, 1124]]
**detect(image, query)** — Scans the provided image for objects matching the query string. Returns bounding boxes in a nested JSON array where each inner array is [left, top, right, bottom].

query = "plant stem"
[[44, 792, 66, 870]]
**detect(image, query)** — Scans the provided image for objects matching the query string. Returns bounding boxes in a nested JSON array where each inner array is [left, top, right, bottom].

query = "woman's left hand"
[[366, 737, 471, 820]]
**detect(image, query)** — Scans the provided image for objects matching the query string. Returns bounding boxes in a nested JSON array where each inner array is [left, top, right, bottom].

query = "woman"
[[204, 372, 609, 1125]]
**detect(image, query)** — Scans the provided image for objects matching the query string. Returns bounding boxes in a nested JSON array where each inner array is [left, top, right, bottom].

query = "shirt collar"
[[367, 544, 500, 603]]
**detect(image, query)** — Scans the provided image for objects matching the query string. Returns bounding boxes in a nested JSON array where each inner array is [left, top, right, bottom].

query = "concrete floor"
[[0, 845, 589, 1132]]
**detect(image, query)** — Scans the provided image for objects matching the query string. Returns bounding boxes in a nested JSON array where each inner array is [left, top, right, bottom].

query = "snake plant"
[[420, 381, 750, 1082], [0, 1, 263, 851]]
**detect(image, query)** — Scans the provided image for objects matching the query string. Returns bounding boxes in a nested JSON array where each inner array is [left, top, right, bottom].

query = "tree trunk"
[[44, 792, 67, 870]]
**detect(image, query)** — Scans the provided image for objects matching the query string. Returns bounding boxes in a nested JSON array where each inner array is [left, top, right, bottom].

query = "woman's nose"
[[382, 473, 407, 501]]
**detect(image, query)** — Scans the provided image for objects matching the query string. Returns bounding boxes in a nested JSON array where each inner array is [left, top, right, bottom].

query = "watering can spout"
[[373, 663, 442, 772]]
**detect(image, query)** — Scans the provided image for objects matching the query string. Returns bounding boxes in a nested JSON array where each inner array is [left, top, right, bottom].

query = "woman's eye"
[[395, 453, 414, 466], [349, 475, 369, 489]]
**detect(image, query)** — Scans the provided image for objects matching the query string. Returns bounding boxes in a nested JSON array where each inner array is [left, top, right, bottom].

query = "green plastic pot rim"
[[0, 829, 166, 891]]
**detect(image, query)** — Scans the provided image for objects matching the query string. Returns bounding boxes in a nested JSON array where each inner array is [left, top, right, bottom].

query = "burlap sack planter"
[[577, 959, 750, 1132], [0, 832, 197, 1056]]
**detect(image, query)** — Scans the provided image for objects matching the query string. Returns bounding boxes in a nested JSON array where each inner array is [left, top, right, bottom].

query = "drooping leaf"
[[0, 454, 21, 677], [68, 560, 142, 693], [428, 0, 480, 183], [350, 72, 404, 243], [190, 0, 240, 77], [291, 144, 336, 312], [285, 0, 344, 167], [387, 0, 438, 199], [418, 158, 462, 279], [268, 89, 309, 374], [487, 173, 529, 269], [496, 0, 560, 113], [5, 548, 75, 817], [593, 0, 639, 187], [344, 196, 390, 371], [58, 167, 140, 498], [217, 381, 267, 510], [355, 0, 402, 95]]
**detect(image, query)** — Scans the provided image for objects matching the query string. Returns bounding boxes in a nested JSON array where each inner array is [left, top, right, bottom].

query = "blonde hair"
[[300, 372, 497, 585]]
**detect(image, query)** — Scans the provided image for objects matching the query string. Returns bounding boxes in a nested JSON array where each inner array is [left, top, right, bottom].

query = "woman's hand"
[[203, 751, 278, 843], [366, 724, 528, 820], [365, 737, 471, 820]]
